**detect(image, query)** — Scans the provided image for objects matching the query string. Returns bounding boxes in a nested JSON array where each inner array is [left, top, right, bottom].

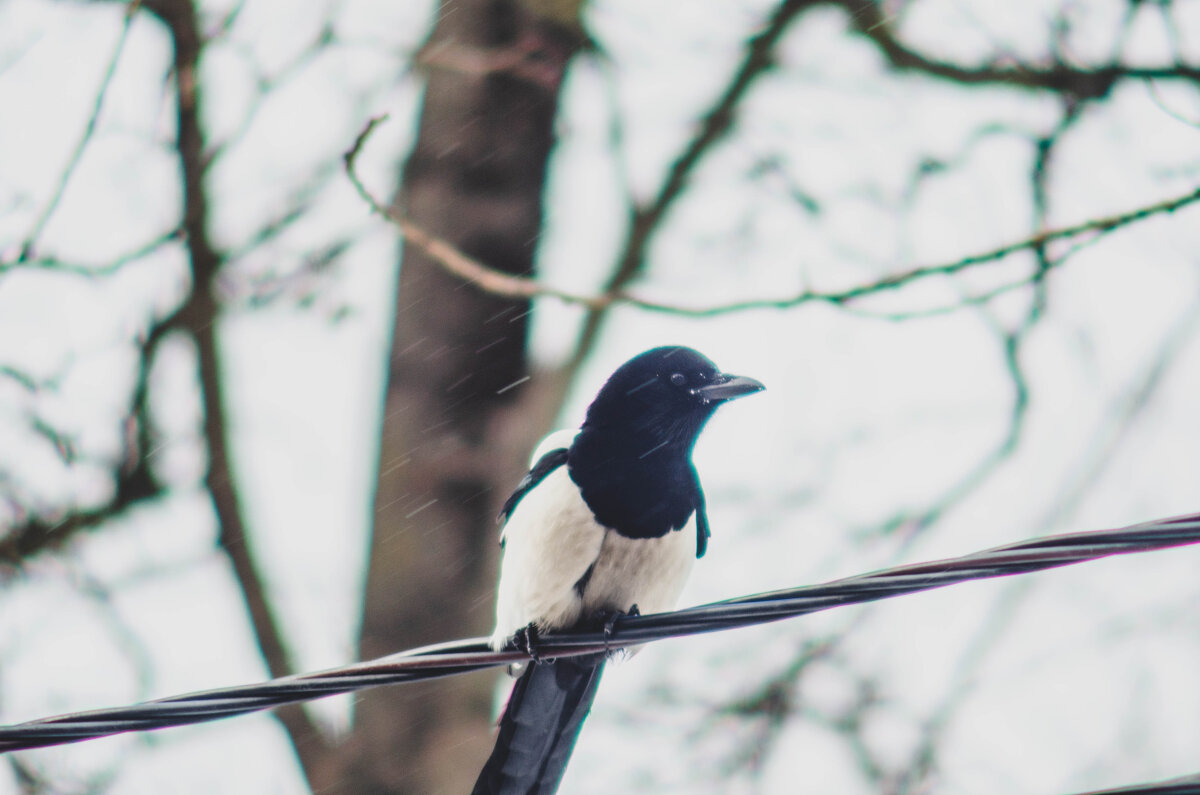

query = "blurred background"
[[1, 0, 1199, 792]]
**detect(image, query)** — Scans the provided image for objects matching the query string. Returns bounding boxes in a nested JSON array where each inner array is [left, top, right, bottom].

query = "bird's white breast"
[[489, 431, 696, 650], [577, 520, 694, 621]]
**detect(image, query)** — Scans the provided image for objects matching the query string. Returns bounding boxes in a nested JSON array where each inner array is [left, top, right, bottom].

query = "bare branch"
[[0, 317, 173, 569], [15, 0, 144, 264], [344, 115, 609, 310], [3, 228, 182, 278], [710, 184, 1200, 314], [144, 0, 327, 766], [838, 0, 1200, 98], [347, 118, 1200, 317], [567, 0, 818, 366]]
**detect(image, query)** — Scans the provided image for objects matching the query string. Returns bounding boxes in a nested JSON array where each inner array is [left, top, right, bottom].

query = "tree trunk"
[[321, 2, 586, 792]]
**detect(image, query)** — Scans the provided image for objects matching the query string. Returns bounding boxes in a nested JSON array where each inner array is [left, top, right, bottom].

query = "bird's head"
[[582, 346, 764, 451]]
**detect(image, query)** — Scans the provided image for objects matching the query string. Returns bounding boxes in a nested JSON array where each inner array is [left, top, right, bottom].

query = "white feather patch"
[[489, 430, 696, 650]]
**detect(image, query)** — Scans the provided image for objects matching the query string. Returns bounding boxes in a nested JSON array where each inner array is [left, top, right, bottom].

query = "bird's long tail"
[[472, 654, 607, 795]]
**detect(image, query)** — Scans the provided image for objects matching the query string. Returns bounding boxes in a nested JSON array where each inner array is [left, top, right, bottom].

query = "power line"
[[1, 511, 1198, 753], [1071, 774, 1200, 795]]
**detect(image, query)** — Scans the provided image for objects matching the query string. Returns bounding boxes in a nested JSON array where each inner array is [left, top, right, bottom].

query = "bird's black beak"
[[692, 373, 765, 404]]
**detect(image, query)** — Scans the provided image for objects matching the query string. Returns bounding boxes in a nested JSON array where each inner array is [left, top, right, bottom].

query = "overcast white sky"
[[2, 0, 1200, 792]]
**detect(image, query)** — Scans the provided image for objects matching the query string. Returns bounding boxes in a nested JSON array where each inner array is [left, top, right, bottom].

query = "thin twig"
[[345, 117, 1200, 317], [839, 0, 1200, 97], [344, 114, 610, 310], [17, 0, 144, 263]]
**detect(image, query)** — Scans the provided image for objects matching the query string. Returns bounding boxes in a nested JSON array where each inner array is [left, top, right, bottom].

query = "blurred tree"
[[340, 0, 588, 792], [1, 0, 1199, 793]]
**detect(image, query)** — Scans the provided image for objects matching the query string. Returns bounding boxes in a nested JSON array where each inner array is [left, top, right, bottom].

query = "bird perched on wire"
[[473, 346, 764, 795]]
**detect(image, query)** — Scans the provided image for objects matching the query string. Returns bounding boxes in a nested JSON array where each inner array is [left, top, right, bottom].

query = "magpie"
[[473, 346, 764, 794]]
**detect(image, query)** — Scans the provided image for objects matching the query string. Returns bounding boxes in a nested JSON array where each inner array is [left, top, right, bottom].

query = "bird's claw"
[[514, 623, 542, 663], [594, 604, 639, 657]]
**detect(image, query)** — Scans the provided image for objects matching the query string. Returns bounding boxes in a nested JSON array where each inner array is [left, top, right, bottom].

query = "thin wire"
[[1, 511, 1199, 752], [1068, 774, 1200, 795]]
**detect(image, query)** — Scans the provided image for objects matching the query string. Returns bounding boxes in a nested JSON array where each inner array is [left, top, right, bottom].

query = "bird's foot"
[[514, 623, 543, 663], [593, 604, 639, 658]]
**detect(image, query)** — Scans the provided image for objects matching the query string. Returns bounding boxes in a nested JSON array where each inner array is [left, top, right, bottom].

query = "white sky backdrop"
[[1, 0, 1200, 792]]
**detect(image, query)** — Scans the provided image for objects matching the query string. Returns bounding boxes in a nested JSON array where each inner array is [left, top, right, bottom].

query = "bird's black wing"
[[691, 464, 711, 559], [472, 655, 607, 795], [498, 447, 570, 533]]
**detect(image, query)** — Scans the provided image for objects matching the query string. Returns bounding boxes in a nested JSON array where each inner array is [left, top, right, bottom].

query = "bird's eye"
[[669, 372, 687, 386]]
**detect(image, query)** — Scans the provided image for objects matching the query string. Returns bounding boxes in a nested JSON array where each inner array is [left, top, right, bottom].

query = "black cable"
[[1067, 774, 1200, 795], [1, 511, 1198, 752]]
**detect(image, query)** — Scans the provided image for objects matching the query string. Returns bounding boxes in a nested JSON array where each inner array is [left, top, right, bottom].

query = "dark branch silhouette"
[[348, 121, 1200, 318]]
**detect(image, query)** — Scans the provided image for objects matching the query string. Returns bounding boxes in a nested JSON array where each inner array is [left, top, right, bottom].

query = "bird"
[[473, 346, 764, 794]]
